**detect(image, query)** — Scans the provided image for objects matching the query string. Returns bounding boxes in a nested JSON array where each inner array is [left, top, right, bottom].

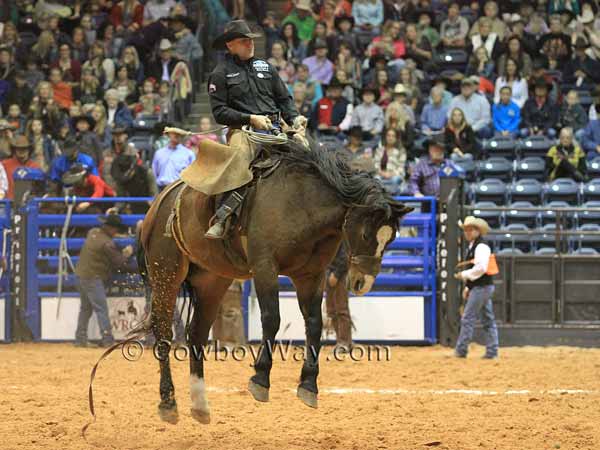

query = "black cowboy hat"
[[62, 136, 81, 157], [573, 36, 589, 49], [313, 38, 328, 50], [61, 163, 87, 185], [334, 14, 355, 30], [212, 20, 262, 50], [98, 213, 129, 232], [73, 115, 96, 129]]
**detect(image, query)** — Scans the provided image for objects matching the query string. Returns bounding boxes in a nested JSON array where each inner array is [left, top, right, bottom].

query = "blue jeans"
[[75, 277, 113, 343], [455, 285, 498, 357], [475, 124, 494, 139]]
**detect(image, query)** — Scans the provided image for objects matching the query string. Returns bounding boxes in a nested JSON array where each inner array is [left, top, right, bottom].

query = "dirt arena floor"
[[1, 343, 600, 450]]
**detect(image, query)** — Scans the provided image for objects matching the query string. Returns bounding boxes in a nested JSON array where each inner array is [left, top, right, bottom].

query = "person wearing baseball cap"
[[454, 216, 499, 359], [448, 75, 493, 138]]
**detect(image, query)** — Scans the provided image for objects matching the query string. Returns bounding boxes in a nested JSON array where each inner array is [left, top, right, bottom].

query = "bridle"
[[342, 207, 384, 277]]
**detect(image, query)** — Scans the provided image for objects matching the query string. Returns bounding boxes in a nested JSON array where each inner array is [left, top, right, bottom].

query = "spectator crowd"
[[266, 0, 600, 195], [0, 0, 204, 212], [2, 0, 600, 209]]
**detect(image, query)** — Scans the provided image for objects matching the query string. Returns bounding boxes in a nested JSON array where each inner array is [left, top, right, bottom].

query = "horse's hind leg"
[[186, 268, 232, 424], [147, 243, 189, 424]]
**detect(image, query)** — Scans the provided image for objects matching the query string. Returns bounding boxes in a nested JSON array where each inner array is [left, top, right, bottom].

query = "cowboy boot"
[[205, 188, 246, 240]]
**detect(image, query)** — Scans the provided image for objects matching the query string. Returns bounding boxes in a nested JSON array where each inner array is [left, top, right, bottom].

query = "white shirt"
[[461, 241, 491, 281], [107, 107, 117, 126], [162, 61, 170, 82]]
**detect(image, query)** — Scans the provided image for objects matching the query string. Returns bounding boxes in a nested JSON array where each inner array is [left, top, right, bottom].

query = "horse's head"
[[343, 197, 413, 296]]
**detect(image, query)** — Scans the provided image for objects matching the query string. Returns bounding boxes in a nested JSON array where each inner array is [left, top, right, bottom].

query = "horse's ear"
[[391, 203, 414, 220]]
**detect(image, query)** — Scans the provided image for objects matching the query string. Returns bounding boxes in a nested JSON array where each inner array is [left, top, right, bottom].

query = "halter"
[[342, 207, 384, 277]]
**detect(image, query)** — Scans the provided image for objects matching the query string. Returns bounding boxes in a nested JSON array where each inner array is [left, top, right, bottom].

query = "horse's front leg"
[[292, 272, 325, 408], [248, 265, 280, 402]]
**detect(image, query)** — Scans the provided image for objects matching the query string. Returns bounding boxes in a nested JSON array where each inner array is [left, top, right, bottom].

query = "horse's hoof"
[[190, 409, 211, 424], [297, 386, 318, 408], [158, 405, 179, 424], [248, 380, 269, 402]]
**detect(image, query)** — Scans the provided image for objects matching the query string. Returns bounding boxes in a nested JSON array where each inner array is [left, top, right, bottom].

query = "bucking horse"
[[96, 135, 412, 426]]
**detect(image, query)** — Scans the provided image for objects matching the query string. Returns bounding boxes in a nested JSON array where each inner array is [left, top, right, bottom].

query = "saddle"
[[164, 151, 283, 271]]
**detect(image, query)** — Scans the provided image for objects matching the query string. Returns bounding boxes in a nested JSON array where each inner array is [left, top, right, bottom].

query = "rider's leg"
[[205, 187, 247, 239]]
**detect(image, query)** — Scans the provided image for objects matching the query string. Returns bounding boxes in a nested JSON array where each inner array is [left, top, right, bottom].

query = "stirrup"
[[205, 215, 231, 240]]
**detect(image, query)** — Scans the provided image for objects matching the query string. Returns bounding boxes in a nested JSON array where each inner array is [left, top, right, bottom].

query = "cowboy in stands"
[[200, 20, 307, 239], [454, 216, 499, 359]]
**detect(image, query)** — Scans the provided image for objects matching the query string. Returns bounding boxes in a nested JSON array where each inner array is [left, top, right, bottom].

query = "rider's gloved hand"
[[250, 115, 272, 130], [292, 115, 308, 131]]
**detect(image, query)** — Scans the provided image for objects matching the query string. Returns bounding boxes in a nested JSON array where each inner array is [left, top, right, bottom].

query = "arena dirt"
[[1, 343, 599, 450]]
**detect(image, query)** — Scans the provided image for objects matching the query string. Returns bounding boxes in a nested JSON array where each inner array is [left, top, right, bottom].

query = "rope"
[[56, 195, 77, 320], [241, 125, 288, 146]]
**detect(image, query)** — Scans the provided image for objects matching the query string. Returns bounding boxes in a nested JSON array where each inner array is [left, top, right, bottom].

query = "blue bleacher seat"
[[515, 157, 546, 181], [535, 247, 557, 255], [451, 153, 476, 182], [510, 179, 543, 205], [539, 201, 575, 228], [588, 157, 600, 179], [473, 201, 502, 229], [472, 178, 507, 205], [504, 201, 537, 228], [519, 135, 554, 158], [544, 178, 580, 205], [577, 90, 593, 110], [496, 248, 523, 256], [478, 157, 513, 182], [573, 224, 600, 252], [536, 224, 561, 251], [434, 49, 468, 70], [483, 136, 517, 158], [583, 179, 600, 202], [573, 247, 599, 255], [129, 135, 154, 161], [578, 201, 600, 225], [494, 223, 533, 253]]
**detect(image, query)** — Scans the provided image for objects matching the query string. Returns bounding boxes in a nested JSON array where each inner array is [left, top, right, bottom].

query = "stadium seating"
[[472, 201, 502, 229], [588, 157, 600, 178], [504, 201, 537, 228], [472, 178, 507, 205], [582, 179, 600, 202], [478, 157, 513, 182], [515, 157, 546, 181], [574, 224, 600, 251], [540, 201, 576, 228], [544, 178, 580, 205], [519, 135, 554, 158], [494, 223, 533, 253], [482, 136, 517, 159], [510, 179, 543, 205], [536, 224, 560, 251], [578, 201, 600, 225], [434, 49, 468, 71]]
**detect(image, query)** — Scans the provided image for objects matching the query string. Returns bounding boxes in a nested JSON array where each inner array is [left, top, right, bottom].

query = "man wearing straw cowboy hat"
[[180, 19, 307, 240], [454, 216, 499, 359]]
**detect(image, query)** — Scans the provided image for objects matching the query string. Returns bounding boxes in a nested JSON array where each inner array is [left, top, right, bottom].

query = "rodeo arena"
[[5, 0, 600, 449]]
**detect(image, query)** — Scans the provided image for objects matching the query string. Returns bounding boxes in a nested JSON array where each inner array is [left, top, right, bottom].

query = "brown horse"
[[137, 138, 411, 424]]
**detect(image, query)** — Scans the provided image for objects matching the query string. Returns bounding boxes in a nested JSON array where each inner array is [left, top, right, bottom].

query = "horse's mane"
[[267, 138, 407, 219]]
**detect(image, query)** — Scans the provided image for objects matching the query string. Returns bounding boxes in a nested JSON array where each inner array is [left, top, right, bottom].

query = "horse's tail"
[[83, 228, 152, 439]]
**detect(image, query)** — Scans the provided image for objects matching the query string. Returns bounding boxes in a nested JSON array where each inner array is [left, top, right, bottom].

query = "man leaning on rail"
[[180, 20, 308, 240]]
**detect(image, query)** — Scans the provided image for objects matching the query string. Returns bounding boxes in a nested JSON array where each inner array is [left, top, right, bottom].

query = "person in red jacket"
[[2, 135, 41, 200], [62, 164, 115, 213]]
